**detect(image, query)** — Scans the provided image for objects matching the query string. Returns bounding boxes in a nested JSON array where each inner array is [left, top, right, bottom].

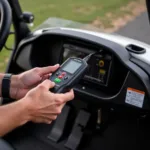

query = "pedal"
[[65, 110, 91, 150], [47, 105, 70, 142]]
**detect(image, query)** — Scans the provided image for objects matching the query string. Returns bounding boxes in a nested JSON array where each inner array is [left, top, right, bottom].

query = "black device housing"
[[50, 57, 88, 93]]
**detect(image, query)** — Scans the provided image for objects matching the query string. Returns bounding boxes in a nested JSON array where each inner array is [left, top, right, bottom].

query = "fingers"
[[31, 114, 58, 124], [33, 114, 58, 120], [41, 74, 50, 81], [31, 104, 66, 124], [37, 103, 66, 115], [39, 64, 60, 76], [54, 89, 74, 104], [38, 79, 55, 90], [32, 117, 52, 124], [40, 114, 57, 120]]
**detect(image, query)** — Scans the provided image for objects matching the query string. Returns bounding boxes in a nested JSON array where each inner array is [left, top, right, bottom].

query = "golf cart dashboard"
[[14, 28, 150, 109], [63, 43, 113, 87]]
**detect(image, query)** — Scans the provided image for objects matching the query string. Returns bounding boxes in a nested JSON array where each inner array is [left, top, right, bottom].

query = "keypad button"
[[56, 72, 60, 76], [54, 78, 61, 83], [61, 72, 66, 76], [58, 75, 63, 79], [64, 76, 68, 80]]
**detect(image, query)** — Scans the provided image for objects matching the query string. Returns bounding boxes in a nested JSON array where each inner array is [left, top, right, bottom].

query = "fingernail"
[[52, 82, 55, 85], [47, 121, 51, 124], [54, 64, 60, 67]]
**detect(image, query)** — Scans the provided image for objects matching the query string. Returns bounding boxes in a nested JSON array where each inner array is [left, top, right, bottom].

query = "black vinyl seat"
[[0, 139, 14, 150]]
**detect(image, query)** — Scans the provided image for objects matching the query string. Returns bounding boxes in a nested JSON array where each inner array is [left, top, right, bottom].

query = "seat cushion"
[[0, 138, 14, 150]]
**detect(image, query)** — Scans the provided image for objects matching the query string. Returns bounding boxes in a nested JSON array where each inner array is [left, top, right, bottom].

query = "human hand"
[[21, 80, 74, 124], [10, 64, 59, 100]]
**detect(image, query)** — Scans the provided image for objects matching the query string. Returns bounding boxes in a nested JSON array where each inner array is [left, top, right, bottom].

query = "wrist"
[[19, 97, 33, 122], [10, 75, 20, 99], [14, 99, 31, 126]]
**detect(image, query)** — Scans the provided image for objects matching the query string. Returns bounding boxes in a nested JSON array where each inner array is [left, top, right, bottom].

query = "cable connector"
[[83, 52, 96, 62]]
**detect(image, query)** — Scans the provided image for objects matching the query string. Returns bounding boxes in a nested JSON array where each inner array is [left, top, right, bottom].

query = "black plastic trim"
[[126, 44, 146, 54]]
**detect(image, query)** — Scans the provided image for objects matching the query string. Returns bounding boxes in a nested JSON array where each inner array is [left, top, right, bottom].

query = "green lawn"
[[0, 0, 142, 72], [20, 0, 138, 27]]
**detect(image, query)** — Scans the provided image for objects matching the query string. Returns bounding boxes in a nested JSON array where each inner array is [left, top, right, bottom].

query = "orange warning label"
[[125, 87, 145, 108], [127, 88, 145, 94]]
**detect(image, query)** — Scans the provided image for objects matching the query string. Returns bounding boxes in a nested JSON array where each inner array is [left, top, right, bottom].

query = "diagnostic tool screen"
[[63, 60, 82, 74]]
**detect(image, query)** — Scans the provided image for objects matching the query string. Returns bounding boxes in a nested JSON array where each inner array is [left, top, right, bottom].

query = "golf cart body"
[[1, 0, 150, 150]]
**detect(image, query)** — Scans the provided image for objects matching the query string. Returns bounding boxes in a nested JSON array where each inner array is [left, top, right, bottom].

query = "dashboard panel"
[[26, 35, 129, 96], [13, 28, 150, 110], [63, 43, 113, 86]]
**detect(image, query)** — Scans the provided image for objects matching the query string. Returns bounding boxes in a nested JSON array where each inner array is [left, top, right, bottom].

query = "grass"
[[0, 0, 142, 72], [20, 0, 137, 27]]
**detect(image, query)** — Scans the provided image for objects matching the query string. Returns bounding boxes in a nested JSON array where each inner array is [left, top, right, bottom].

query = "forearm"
[[0, 100, 30, 137], [0, 73, 19, 99]]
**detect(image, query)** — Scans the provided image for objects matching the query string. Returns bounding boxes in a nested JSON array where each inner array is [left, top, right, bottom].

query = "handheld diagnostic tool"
[[50, 57, 88, 93]]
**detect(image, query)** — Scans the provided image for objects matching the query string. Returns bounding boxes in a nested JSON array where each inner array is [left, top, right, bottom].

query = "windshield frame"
[[7, 0, 30, 47], [146, 0, 150, 25]]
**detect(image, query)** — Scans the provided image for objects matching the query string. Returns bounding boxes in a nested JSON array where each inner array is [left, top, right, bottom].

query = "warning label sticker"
[[125, 88, 145, 108]]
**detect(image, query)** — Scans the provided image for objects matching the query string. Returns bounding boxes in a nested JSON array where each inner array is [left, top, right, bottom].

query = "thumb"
[[39, 64, 60, 76], [39, 79, 55, 90]]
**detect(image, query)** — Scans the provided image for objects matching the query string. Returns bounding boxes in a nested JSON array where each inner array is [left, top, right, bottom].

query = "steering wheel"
[[0, 0, 12, 51]]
